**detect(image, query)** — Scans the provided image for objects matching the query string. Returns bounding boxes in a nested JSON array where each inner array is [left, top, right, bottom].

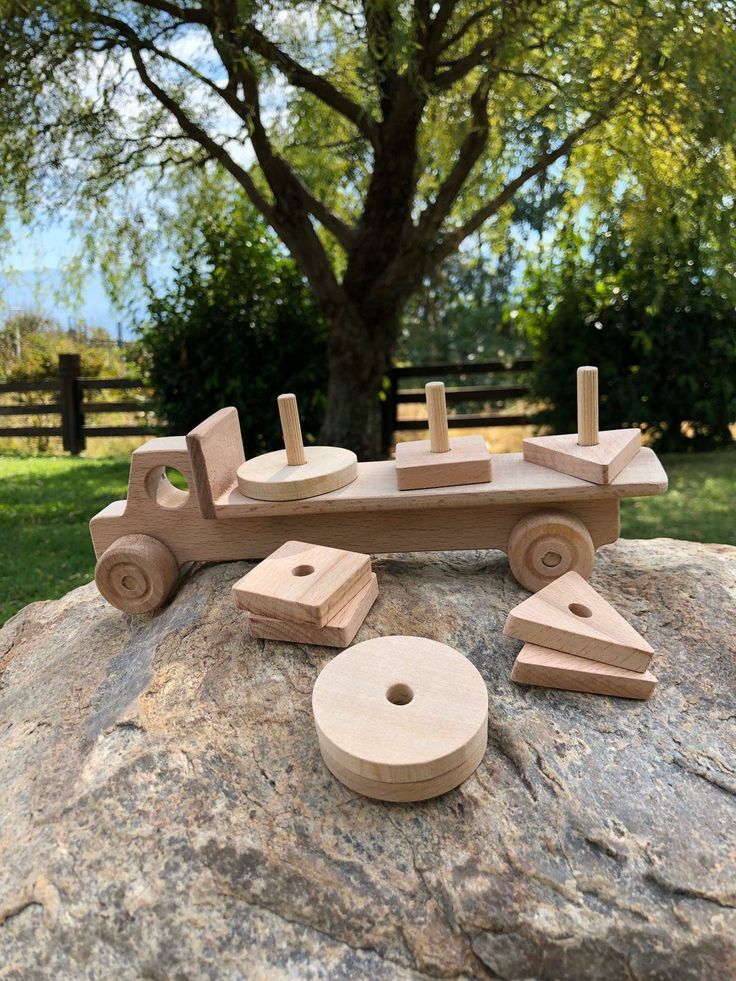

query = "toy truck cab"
[[91, 407, 667, 614]]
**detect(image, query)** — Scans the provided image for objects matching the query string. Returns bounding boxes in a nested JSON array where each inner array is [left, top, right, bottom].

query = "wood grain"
[[318, 733, 487, 802], [312, 635, 488, 784], [426, 381, 451, 454], [511, 643, 657, 699], [236, 445, 358, 501], [219, 448, 664, 517], [504, 571, 654, 672], [394, 434, 492, 490], [247, 574, 378, 647], [576, 366, 599, 446], [232, 540, 371, 626], [186, 407, 245, 520], [507, 511, 595, 593], [522, 429, 641, 486]]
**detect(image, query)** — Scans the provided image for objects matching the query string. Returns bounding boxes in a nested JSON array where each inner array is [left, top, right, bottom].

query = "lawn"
[[0, 447, 733, 626]]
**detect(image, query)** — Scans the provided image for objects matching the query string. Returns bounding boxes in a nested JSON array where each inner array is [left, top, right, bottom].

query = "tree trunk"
[[320, 305, 398, 460]]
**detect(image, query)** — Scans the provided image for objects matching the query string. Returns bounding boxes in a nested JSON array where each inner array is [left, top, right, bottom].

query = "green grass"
[[0, 448, 733, 626]]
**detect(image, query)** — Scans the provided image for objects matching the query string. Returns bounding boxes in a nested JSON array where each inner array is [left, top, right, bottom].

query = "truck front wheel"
[[95, 534, 179, 614], [507, 511, 595, 593]]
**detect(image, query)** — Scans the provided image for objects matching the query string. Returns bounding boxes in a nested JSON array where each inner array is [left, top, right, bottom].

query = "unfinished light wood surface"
[[511, 643, 657, 700], [504, 571, 654, 672], [186, 406, 245, 519], [523, 428, 641, 486], [507, 511, 595, 593], [236, 393, 357, 501], [95, 533, 179, 614], [232, 540, 371, 626], [426, 381, 451, 453], [576, 366, 599, 446], [277, 393, 307, 466], [219, 448, 663, 519], [319, 732, 487, 802], [247, 573, 378, 647], [395, 434, 492, 491], [394, 381, 492, 491], [89, 406, 667, 612], [312, 635, 488, 786]]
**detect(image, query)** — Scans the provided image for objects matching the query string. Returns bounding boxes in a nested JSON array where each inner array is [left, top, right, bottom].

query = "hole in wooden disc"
[[541, 551, 562, 568], [386, 683, 413, 705], [121, 576, 137, 591], [292, 564, 315, 577], [569, 603, 592, 618]]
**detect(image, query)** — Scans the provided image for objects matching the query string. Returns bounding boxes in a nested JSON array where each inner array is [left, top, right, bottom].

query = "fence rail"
[[382, 358, 535, 451], [0, 353, 160, 453]]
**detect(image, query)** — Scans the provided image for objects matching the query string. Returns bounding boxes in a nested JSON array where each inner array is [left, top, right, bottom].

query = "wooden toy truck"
[[90, 407, 668, 613]]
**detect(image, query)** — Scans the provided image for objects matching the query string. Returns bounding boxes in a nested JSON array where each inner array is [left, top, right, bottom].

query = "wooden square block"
[[232, 540, 371, 626], [511, 643, 657, 700], [248, 574, 378, 647], [503, 570, 653, 672], [394, 435, 492, 491], [522, 428, 641, 485]]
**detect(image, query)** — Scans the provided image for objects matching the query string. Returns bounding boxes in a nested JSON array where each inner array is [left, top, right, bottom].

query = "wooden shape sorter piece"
[[522, 428, 641, 486], [504, 571, 654, 672], [237, 394, 358, 501], [312, 635, 488, 801], [395, 435, 492, 491], [248, 573, 378, 648], [511, 643, 657, 700], [395, 381, 491, 491], [232, 540, 371, 627]]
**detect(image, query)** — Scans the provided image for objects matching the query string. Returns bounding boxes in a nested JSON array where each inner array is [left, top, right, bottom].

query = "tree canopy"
[[1, 0, 734, 454]]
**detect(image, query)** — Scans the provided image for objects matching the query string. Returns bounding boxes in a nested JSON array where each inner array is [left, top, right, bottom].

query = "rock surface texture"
[[0, 539, 734, 979]]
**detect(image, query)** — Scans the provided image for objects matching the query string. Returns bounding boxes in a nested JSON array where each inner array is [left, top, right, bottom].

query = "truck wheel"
[[95, 534, 179, 614], [507, 511, 595, 593]]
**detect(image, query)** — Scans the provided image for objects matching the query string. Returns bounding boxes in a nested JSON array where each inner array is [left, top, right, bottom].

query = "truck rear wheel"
[[507, 511, 595, 593], [95, 534, 179, 614]]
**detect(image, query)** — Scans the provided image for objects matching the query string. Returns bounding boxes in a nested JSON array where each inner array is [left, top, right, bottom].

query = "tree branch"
[[238, 22, 379, 146]]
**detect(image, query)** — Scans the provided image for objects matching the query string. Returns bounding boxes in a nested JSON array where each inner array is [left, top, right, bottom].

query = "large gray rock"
[[0, 538, 734, 979]]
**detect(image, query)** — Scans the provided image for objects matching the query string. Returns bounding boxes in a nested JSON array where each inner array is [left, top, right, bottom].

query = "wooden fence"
[[381, 358, 535, 451], [0, 354, 160, 454], [1, 354, 536, 456]]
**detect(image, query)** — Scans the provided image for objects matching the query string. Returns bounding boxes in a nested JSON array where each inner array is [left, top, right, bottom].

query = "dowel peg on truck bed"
[[576, 367, 599, 447], [278, 393, 308, 466], [426, 382, 451, 454]]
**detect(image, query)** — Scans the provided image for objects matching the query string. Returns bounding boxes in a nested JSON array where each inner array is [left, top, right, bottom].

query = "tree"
[[1, 1, 735, 456], [136, 193, 328, 450], [521, 217, 736, 451]]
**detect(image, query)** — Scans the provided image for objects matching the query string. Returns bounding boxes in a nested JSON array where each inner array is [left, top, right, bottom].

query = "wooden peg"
[[577, 366, 599, 447], [278, 393, 307, 466], [426, 382, 451, 454]]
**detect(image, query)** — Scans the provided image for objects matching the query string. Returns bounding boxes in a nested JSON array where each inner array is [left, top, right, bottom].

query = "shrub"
[[522, 224, 736, 452], [136, 200, 327, 453]]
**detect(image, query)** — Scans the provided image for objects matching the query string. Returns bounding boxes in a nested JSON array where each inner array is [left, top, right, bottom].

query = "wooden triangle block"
[[248, 574, 378, 648], [511, 643, 657, 700], [503, 571, 653, 672], [523, 428, 641, 485]]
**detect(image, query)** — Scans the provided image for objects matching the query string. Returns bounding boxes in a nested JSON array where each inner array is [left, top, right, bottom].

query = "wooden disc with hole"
[[237, 445, 358, 501], [312, 636, 488, 800]]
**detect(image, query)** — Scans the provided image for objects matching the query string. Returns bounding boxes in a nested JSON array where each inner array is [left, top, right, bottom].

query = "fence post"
[[58, 354, 85, 455], [381, 366, 398, 456]]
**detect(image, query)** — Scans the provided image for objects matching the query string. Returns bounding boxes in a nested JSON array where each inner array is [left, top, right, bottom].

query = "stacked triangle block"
[[505, 571, 657, 700], [232, 540, 378, 648]]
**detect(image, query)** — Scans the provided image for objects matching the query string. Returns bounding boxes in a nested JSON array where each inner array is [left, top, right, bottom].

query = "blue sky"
[[1, 216, 130, 338]]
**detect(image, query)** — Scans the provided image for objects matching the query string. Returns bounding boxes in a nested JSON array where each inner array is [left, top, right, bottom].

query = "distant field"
[[0, 445, 733, 626]]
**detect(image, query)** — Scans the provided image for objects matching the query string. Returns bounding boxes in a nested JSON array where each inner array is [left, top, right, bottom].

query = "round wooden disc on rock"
[[237, 446, 357, 501], [312, 636, 488, 794]]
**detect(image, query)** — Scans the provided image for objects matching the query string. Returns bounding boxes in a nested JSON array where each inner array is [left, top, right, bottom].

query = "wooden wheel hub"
[[95, 534, 179, 614], [507, 511, 595, 593], [312, 635, 488, 801]]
